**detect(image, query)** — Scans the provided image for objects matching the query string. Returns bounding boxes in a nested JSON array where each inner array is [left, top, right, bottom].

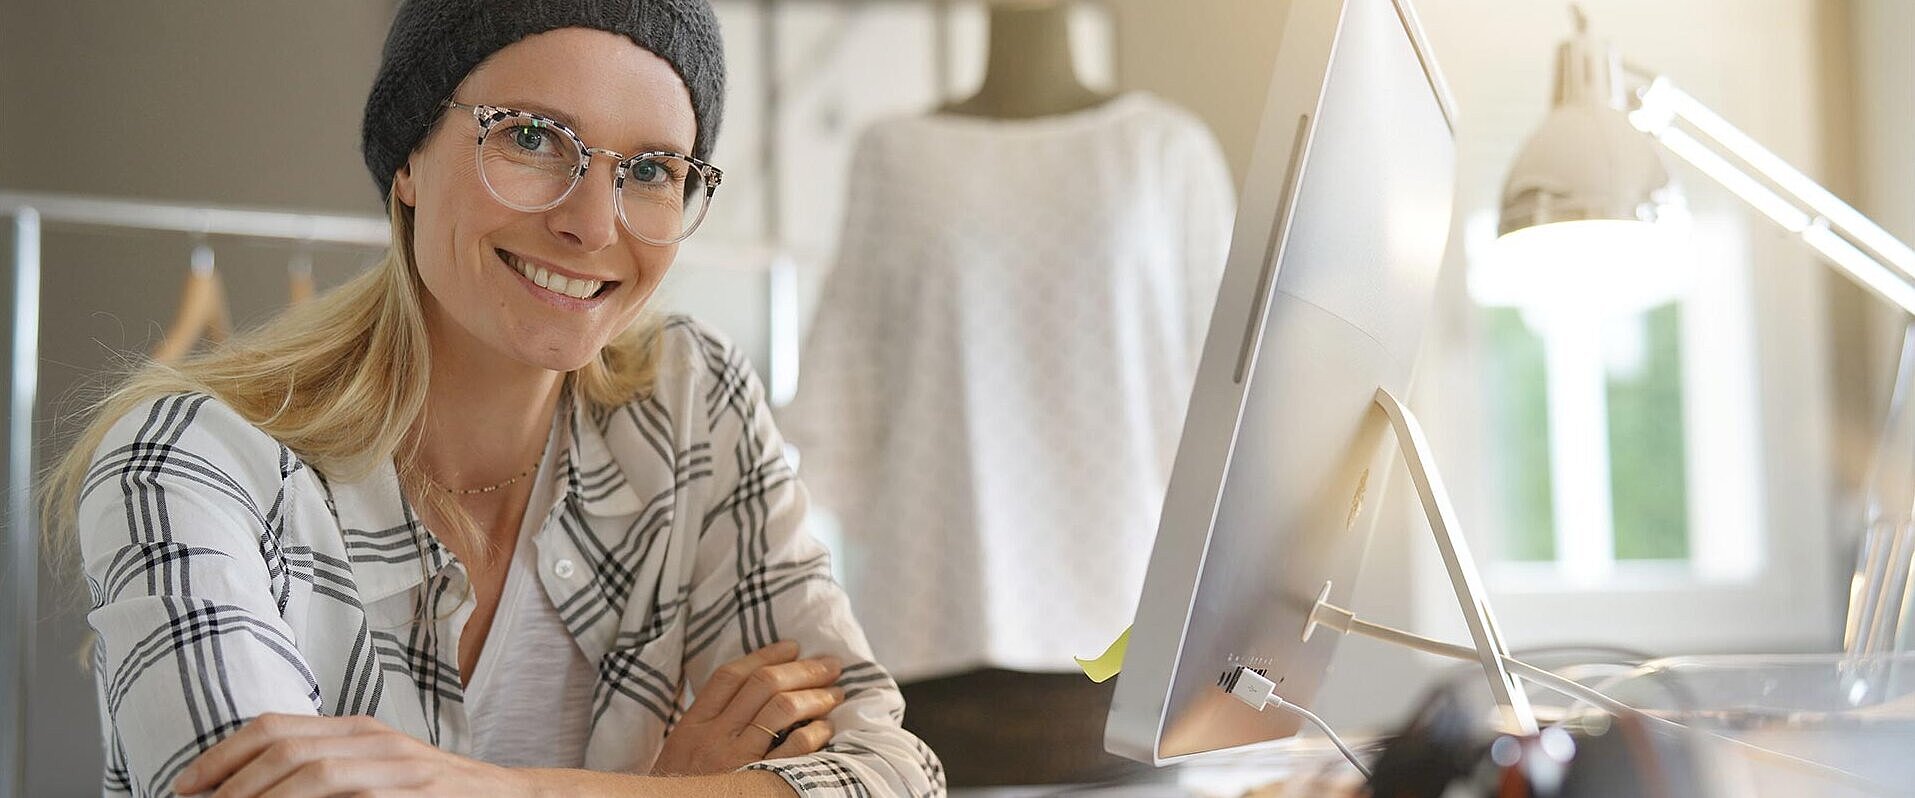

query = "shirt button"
[[553, 559, 577, 580]]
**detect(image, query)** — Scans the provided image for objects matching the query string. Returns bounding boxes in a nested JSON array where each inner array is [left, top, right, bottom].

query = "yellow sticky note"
[[1075, 625, 1131, 683]]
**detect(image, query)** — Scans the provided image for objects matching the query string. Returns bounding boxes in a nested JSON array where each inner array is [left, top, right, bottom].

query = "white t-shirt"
[[781, 92, 1237, 682], [464, 413, 597, 768]]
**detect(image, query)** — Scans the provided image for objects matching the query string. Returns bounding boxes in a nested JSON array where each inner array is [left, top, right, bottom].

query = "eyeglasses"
[[444, 99, 724, 246]]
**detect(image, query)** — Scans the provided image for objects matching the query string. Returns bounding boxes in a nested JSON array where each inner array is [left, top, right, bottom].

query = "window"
[[1408, 209, 1836, 655], [1480, 301, 1692, 571]]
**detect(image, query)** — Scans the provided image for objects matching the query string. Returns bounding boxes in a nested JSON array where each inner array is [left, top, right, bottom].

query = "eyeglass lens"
[[477, 117, 711, 243]]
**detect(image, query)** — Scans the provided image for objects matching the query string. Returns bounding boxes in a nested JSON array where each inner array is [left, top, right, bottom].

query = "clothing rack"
[[0, 190, 393, 798]]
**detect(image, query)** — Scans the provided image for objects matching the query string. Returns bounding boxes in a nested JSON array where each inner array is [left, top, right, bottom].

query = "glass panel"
[[1481, 306, 1556, 561], [620, 155, 708, 243], [479, 118, 582, 209], [1607, 301, 1690, 560]]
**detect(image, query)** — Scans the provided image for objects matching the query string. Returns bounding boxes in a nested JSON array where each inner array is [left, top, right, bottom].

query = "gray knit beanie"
[[361, 0, 726, 204]]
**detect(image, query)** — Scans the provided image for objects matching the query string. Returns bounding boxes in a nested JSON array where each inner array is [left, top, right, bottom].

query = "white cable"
[[1270, 696, 1373, 781], [1325, 610, 1883, 790], [1335, 615, 1646, 718], [1222, 666, 1372, 779]]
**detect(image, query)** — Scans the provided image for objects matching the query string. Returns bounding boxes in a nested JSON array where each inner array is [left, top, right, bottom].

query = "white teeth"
[[503, 251, 604, 300]]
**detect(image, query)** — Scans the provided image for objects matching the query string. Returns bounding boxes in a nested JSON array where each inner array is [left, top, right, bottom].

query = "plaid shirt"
[[76, 316, 944, 797]]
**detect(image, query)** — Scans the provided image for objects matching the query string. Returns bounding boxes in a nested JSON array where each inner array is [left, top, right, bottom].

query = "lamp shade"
[[1498, 36, 1680, 236], [1498, 102, 1678, 236], [1478, 23, 1690, 315]]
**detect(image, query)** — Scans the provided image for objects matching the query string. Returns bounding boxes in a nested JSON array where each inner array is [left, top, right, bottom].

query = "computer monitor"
[[1106, 0, 1459, 764]]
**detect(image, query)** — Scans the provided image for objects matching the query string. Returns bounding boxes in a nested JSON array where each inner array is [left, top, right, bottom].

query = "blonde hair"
[[40, 191, 665, 573]]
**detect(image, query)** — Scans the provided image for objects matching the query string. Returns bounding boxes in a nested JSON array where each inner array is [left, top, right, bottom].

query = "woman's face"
[[393, 28, 697, 372]]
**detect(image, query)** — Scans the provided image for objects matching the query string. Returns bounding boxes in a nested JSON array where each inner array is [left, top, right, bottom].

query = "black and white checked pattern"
[[76, 315, 944, 797]]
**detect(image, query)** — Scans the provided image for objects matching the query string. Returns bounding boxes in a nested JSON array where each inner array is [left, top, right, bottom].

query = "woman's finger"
[[765, 720, 835, 760], [716, 655, 843, 731], [323, 792, 427, 798], [178, 714, 385, 795], [330, 792, 428, 798], [199, 732, 411, 798], [251, 757, 427, 798], [747, 686, 845, 736], [680, 640, 802, 724]]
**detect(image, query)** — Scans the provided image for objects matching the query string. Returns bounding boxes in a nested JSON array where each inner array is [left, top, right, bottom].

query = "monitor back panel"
[[1108, 0, 1457, 763]]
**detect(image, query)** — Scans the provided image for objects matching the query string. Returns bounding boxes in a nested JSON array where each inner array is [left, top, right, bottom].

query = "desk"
[[946, 739, 1367, 798]]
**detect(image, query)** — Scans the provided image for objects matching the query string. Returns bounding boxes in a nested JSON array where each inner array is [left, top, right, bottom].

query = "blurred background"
[[2, 0, 1912, 794]]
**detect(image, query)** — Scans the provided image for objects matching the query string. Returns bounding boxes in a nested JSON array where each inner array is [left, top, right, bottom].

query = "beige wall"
[[1107, 0, 1290, 188], [1, 3, 394, 209], [1854, 0, 1915, 244], [1845, 0, 1915, 514]]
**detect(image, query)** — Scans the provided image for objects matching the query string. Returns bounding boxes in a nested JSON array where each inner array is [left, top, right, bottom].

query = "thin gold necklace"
[[421, 456, 542, 495]]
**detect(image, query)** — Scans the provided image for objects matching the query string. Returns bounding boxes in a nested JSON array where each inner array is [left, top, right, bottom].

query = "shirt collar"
[[324, 458, 454, 604], [325, 375, 647, 603], [560, 376, 648, 518]]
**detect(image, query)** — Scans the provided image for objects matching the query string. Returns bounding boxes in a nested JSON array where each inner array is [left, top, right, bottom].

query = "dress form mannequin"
[[807, 5, 1231, 786], [939, 0, 1116, 119], [892, 9, 1157, 788]]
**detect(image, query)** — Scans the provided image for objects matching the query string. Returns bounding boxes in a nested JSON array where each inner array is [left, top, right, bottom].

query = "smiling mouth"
[[497, 249, 617, 300]]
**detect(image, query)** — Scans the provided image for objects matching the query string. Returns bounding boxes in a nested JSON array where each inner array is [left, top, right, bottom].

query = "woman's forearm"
[[522, 767, 799, 798]]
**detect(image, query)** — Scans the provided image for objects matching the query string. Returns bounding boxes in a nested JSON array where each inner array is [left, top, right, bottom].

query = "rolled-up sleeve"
[[676, 329, 945, 797], [77, 393, 323, 797]]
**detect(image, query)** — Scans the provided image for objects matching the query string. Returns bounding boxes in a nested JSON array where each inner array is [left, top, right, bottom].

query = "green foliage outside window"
[[1607, 303, 1690, 560], [1482, 307, 1555, 561], [1479, 301, 1690, 564]]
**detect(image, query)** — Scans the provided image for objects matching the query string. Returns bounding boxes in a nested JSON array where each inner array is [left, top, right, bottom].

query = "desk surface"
[[947, 742, 1367, 798]]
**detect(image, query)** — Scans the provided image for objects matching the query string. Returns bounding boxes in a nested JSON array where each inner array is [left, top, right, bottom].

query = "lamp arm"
[[1626, 76, 1915, 317], [1621, 75, 1915, 661]]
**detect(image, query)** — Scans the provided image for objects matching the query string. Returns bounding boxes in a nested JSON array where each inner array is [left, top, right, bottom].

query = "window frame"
[[1412, 207, 1840, 657]]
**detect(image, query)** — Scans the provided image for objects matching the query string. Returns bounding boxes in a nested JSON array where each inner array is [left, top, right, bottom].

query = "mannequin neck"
[[941, 2, 1115, 120]]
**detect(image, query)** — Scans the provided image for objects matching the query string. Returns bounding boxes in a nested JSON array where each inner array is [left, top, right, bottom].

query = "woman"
[[42, 1, 943, 795]]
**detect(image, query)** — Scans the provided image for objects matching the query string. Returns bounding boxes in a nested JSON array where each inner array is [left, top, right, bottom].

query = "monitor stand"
[[1283, 403, 1879, 785], [1310, 387, 1540, 734]]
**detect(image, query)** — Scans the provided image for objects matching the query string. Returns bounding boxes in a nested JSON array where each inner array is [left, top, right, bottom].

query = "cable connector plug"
[[1223, 664, 1279, 710], [1221, 665, 1372, 779]]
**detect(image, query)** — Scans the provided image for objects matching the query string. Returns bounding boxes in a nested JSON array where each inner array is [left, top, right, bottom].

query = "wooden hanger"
[[152, 242, 233, 363], [939, 0, 1116, 120], [288, 250, 315, 305]]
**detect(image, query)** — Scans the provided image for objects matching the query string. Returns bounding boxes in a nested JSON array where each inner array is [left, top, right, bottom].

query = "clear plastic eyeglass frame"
[[444, 99, 724, 246]]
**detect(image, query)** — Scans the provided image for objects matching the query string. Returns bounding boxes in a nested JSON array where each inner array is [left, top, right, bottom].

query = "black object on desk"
[[1366, 687, 1713, 798]]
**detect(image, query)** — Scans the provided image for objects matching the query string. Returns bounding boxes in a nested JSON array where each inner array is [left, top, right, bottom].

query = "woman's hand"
[[652, 640, 846, 776], [173, 713, 528, 798]]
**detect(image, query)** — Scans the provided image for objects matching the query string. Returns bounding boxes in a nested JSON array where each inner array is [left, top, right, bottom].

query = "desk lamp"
[[1488, 6, 1915, 657]]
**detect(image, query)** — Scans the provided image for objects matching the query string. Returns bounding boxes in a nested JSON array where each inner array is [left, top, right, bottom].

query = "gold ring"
[[748, 722, 780, 738]]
